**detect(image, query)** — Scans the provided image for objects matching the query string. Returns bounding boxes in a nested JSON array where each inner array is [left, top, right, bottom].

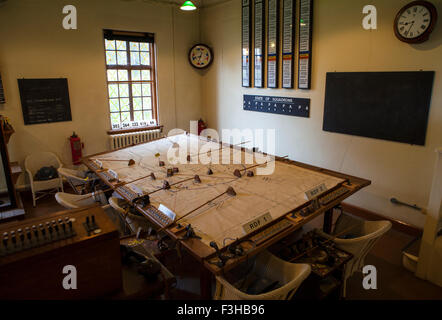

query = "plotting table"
[[83, 133, 370, 298]]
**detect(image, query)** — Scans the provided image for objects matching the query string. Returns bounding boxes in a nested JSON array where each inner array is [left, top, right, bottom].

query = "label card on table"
[[282, 0, 296, 88], [305, 183, 327, 200], [254, 0, 265, 88], [267, 0, 280, 88], [243, 212, 273, 235], [298, 0, 313, 89], [242, 0, 252, 87]]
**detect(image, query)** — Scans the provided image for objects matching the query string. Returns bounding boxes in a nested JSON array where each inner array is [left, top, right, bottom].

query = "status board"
[[243, 94, 310, 118], [18, 78, 72, 125]]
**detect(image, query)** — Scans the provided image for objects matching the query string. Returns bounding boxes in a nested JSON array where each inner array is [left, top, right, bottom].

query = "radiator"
[[109, 129, 162, 150]]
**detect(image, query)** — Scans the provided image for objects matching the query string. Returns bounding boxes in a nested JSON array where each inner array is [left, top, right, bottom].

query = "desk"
[[83, 133, 370, 299]]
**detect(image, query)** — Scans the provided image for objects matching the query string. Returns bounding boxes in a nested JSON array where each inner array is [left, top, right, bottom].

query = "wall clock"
[[188, 44, 213, 69], [394, 1, 438, 43]]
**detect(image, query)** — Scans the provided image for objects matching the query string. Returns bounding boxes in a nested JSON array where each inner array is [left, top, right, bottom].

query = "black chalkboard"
[[323, 72, 434, 146], [18, 78, 72, 125]]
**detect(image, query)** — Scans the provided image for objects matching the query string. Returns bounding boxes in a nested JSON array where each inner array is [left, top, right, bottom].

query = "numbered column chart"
[[267, 0, 280, 88], [282, 0, 296, 89], [298, 0, 313, 90], [242, 0, 252, 87], [254, 0, 265, 88]]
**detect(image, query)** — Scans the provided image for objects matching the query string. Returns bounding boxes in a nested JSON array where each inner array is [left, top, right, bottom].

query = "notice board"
[[18, 78, 72, 125]]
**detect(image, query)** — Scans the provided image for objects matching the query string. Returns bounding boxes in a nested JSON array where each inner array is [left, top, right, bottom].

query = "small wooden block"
[[163, 180, 170, 190], [170, 223, 188, 234]]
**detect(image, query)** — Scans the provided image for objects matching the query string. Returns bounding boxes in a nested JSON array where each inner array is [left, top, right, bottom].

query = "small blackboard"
[[243, 95, 310, 118], [18, 78, 72, 125], [323, 72, 434, 146]]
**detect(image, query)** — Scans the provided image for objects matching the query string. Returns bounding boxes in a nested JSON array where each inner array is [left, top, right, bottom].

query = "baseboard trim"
[[342, 202, 423, 237]]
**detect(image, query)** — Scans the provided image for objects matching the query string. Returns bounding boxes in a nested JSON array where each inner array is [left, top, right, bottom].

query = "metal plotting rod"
[[166, 186, 237, 229], [188, 141, 251, 158], [240, 155, 289, 172]]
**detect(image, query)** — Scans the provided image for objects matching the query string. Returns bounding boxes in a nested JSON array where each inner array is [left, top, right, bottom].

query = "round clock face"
[[394, 1, 438, 43], [189, 44, 213, 69]]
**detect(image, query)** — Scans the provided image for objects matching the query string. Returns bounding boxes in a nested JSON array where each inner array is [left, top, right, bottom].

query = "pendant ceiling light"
[[180, 0, 197, 11]]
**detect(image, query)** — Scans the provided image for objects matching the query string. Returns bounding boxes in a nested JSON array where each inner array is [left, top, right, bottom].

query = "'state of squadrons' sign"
[[242, 0, 252, 87], [298, 0, 313, 89], [267, 0, 280, 88], [254, 0, 265, 88], [282, 0, 296, 89], [243, 94, 310, 118]]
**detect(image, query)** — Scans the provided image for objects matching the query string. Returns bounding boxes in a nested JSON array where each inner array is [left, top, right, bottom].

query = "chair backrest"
[[25, 152, 62, 175], [214, 250, 311, 300], [334, 220, 392, 277]]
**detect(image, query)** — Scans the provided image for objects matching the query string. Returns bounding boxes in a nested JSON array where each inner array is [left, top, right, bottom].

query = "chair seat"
[[33, 178, 63, 191], [55, 192, 102, 209]]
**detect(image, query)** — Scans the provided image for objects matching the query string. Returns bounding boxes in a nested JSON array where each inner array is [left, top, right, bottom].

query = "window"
[[103, 30, 157, 129]]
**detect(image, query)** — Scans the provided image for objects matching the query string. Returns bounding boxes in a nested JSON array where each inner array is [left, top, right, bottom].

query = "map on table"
[[87, 134, 344, 248]]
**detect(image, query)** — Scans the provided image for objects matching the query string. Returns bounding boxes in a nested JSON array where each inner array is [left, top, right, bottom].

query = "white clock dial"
[[189, 45, 213, 69], [396, 5, 432, 39]]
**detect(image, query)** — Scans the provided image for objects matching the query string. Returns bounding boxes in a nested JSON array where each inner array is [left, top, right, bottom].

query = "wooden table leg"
[[323, 208, 334, 234], [200, 265, 213, 300]]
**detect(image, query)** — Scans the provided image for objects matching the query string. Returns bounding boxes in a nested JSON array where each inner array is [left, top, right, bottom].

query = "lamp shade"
[[180, 0, 197, 11]]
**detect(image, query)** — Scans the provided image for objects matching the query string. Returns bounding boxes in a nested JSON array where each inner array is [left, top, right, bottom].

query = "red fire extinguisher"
[[69, 132, 83, 165], [198, 118, 207, 135]]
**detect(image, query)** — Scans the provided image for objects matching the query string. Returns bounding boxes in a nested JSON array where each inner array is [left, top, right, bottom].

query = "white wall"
[[0, 0, 202, 168], [200, 0, 442, 228]]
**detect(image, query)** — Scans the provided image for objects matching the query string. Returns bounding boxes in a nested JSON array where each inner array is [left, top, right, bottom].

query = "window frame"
[[104, 36, 158, 128]]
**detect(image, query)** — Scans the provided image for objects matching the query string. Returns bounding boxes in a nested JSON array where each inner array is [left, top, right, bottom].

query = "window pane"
[[118, 70, 128, 81], [143, 110, 152, 120], [142, 84, 151, 96], [120, 98, 130, 111], [116, 40, 126, 50], [130, 42, 139, 51], [132, 83, 141, 97], [134, 111, 143, 121], [109, 98, 120, 112], [141, 70, 151, 81], [131, 70, 141, 81], [106, 51, 116, 65], [142, 97, 152, 109], [117, 51, 127, 65], [140, 52, 150, 65], [133, 98, 142, 110], [119, 84, 129, 97], [139, 43, 149, 51], [105, 40, 116, 50], [110, 113, 120, 124], [121, 112, 130, 123], [108, 84, 119, 98], [130, 52, 140, 65], [107, 69, 118, 81]]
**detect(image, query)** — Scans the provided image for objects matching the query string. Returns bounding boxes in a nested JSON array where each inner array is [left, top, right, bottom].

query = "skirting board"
[[342, 202, 423, 237]]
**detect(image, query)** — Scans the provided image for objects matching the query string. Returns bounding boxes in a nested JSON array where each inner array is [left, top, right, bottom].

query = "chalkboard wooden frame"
[[18, 78, 72, 125]]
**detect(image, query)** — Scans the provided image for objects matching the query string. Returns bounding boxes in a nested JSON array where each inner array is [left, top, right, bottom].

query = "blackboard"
[[18, 78, 72, 125], [323, 72, 434, 146]]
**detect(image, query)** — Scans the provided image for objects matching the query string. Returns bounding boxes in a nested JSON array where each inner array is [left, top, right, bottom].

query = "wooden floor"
[[10, 189, 442, 300]]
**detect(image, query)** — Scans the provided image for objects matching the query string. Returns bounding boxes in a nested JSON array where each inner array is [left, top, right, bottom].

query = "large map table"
[[83, 133, 370, 298]]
